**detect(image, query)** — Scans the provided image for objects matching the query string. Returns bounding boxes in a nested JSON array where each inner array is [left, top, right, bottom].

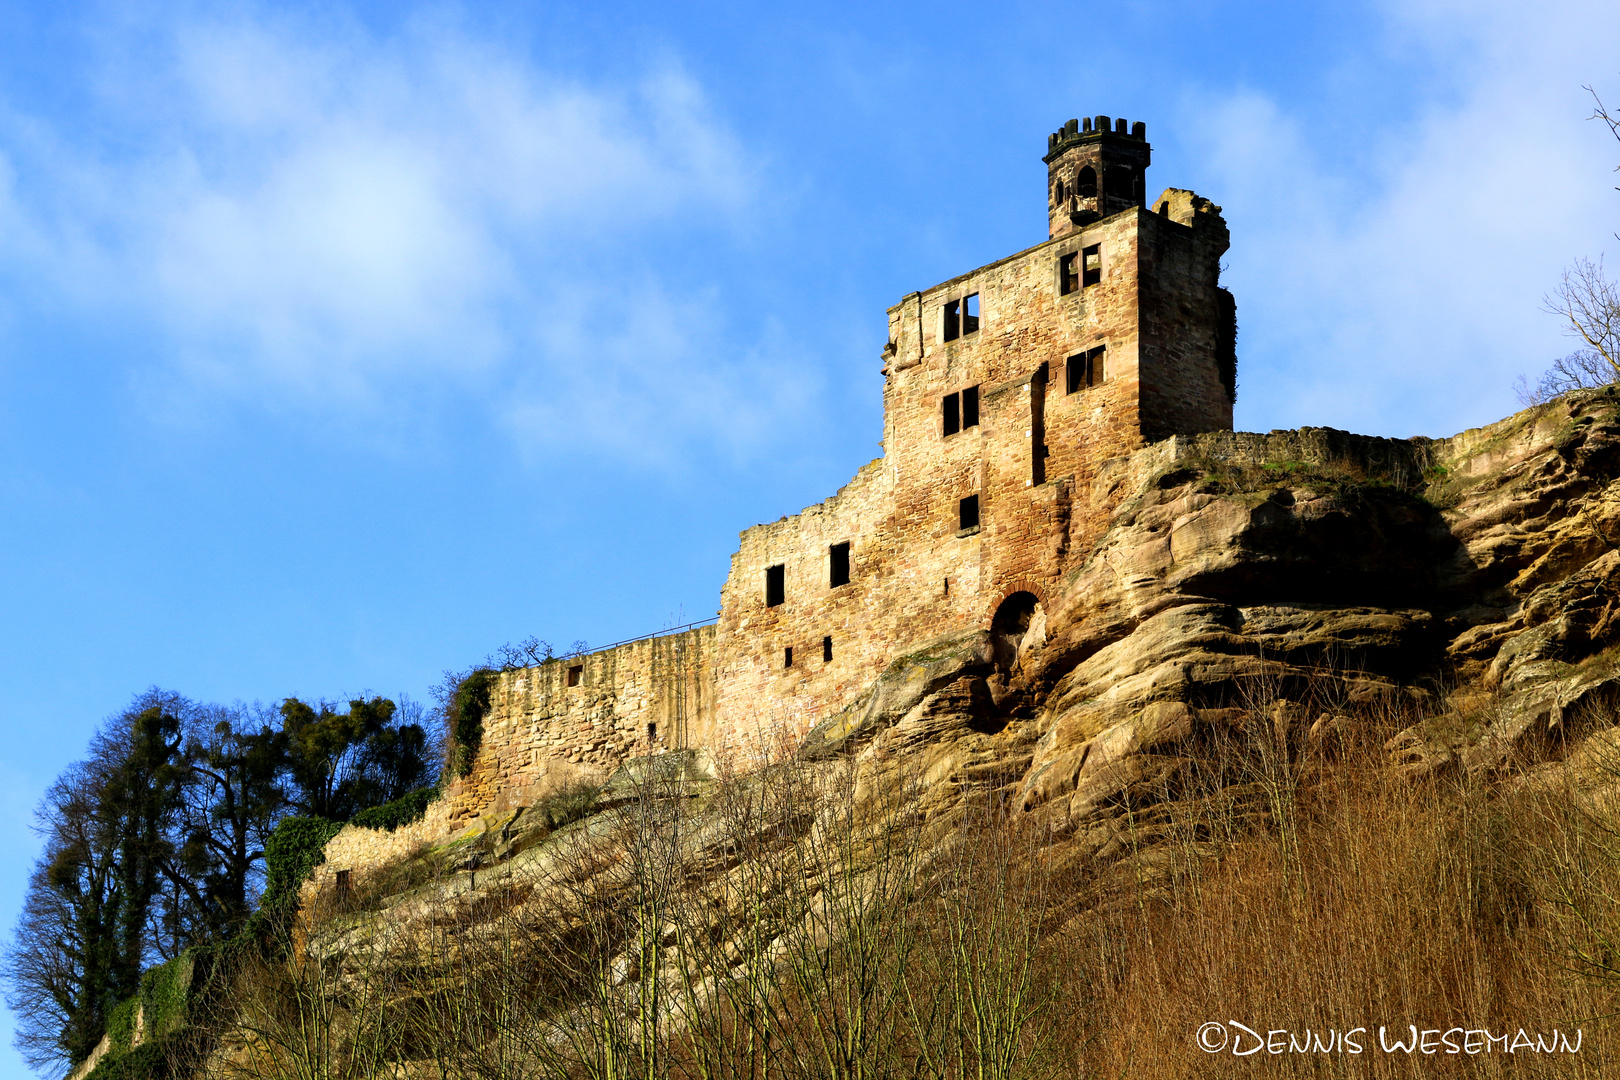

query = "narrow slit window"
[[567, 664, 583, 687], [1059, 252, 1078, 296], [823, 635, 833, 662], [1082, 244, 1102, 288], [943, 299, 962, 342], [648, 722, 657, 743], [784, 646, 794, 668], [942, 391, 961, 436], [959, 494, 980, 532], [963, 293, 980, 334], [962, 385, 979, 428], [829, 542, 851, 587], [765, 564, 785, 607]]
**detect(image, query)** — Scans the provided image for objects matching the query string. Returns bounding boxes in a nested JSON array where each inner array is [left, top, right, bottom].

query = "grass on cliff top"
[[1170, 454, 1427, 504]]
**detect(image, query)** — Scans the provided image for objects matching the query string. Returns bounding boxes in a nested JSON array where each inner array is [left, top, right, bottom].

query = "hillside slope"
[[190, 390, 1620, 1078]]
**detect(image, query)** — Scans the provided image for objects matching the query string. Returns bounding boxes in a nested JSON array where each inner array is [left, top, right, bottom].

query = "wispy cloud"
[[1185, 0, 1620, 438], [0, 8, 769, 454]]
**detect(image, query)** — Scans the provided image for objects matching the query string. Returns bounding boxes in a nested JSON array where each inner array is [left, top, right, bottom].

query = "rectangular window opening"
[[963, 293, 980, 334], [823, 635, 833, 662], [567, 664, 583, 687], [959, 494, 980, 532], [765, 564, 785, 608], [1082, 244, 1102, 288], [942, 391, 961, 436], [1066, 347, 1107, 393], [784, 646, 794, 668], [648, 722, 657, 744], [335, 869, 352, 898], [1059, 252, 1078, 296], [943, 299, 961, 342], [962, 384, 979, 428], [829, 541, 851, 587]]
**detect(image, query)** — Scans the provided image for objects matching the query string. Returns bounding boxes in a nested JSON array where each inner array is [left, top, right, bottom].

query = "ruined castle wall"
[[708, 459, 905, 760], [444, 626, 715, 821], [1137, 192, 1233, 442], [706, 212, 1165, 755]]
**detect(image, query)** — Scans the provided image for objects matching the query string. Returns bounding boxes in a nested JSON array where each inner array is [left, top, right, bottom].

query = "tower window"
[[959, 494, 980, 532], [823, 635, 833, 662], [1077, 166, 1097, 198], [765, 564, 785, 607], [567, 664, 583, 687], [1059, 253, 1078, 296], [963, 293, 979, 334], [1054, 179, 1067, 203], [962, 384, 979, 427], [830, 542, 851, 587], [1082, 244, 1102, 288], [1066, 346, 1106, 393], [784, 646, 794, 668]]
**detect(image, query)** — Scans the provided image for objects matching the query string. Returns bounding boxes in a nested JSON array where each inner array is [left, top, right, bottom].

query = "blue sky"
[[1, 0, 1618, 1073]]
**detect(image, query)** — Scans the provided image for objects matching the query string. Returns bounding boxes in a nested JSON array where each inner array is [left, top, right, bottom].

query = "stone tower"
[[1044, 115, 1152, 240]]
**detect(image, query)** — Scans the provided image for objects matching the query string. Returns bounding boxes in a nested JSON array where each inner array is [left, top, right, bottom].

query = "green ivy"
[[84, 1032, 185, 1080], [105, 996, 138, 1054], [261, 816, 346, 914], [450, 668, 498, 777], [138, 955, 191, 1043], [350, 786, 437, 831]]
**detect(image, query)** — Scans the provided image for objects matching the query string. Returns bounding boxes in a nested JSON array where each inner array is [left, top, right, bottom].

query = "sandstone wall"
[[1138, 190, 1233, 442], [443, 625, 715, 823]]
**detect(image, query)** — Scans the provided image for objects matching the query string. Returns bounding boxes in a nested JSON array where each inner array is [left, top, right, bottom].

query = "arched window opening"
[[1076, 166, 1097, 199]]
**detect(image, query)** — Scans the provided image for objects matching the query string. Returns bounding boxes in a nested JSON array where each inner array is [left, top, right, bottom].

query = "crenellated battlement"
[[1044, 115, 1149, 158]]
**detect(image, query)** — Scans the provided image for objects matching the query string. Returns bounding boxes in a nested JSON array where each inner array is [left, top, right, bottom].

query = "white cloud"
[[0, 9, 763, 442], [1188, 0, 1620, 438]]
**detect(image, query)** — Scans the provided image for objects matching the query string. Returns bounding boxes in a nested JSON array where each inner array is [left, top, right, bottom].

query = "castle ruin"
[[445, 115, 1236, 819]]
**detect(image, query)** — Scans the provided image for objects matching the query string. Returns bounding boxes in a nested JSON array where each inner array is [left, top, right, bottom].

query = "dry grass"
[[201, 696, 1620, 1080]]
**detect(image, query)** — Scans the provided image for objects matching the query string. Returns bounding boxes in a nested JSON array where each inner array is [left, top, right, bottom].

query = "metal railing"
[[590, 616, 719, 654]]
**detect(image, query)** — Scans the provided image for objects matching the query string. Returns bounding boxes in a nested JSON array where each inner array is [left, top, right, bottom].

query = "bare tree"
[[1520, 85, 1620, 404]]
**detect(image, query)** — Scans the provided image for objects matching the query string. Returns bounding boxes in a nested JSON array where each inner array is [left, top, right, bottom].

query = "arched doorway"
[[990, 591, 1045, 678]]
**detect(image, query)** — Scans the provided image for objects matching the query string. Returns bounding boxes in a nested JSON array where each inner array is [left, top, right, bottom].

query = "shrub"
[[351, 786, 437, 831]]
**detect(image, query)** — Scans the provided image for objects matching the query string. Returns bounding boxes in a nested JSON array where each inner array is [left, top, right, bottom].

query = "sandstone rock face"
[[827, 388, 1620, 848], [315, 389, 1620, 956]]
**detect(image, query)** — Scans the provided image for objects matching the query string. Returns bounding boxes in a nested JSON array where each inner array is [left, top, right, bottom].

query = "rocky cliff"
[[209, 390, 1620, 1077]]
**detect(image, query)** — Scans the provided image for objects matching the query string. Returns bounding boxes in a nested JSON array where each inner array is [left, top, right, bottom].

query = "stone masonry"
[[439, 115, 1235, 824]]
